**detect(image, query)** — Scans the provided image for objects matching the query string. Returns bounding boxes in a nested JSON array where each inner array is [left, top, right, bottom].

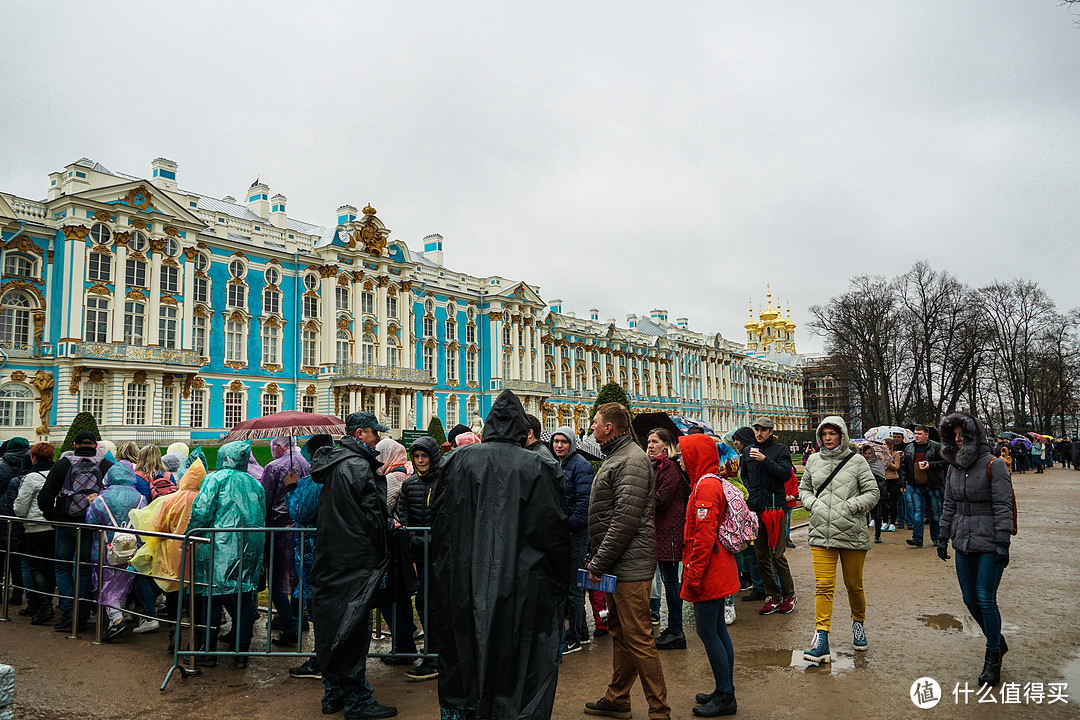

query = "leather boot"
[[693, 691, 737, 717], [978, 648, 1002, 687]]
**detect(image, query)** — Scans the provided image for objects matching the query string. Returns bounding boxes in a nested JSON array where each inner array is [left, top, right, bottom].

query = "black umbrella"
[[540, 429, 605, 462], [632, 412, 683, 446]]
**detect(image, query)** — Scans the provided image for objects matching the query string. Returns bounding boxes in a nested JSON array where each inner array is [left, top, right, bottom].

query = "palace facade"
[[0, 157, 808, 443]]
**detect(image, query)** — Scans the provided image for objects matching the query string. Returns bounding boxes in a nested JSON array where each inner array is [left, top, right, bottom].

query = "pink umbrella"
[[854, 438, 893, 465], [222, 410, 346, 441]]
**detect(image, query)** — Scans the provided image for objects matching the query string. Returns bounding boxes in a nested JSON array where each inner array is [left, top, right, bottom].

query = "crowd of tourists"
[[0, 396, 1023, 719]]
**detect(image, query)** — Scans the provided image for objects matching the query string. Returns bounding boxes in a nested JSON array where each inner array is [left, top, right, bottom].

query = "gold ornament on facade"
[[68, 366, 83, 395], [265, 382, 280, 395], [317, 265, 339, 279], [62, 225, 89, 241], [32, 310, 45, 356], [386, 285, 397, 297], [113, 231, 130, 246], [132, 370, 148, 385], [225, 360, 247, 372], [363, 280, 375, 292], [164, 226, 179, 238], [31, 370, 53, 435], [376, 276, 389, 288], [306, 385, 317, 395], [5, 237, 45, 256], [228, 380, 243, 393], [302, 320, 320, 332], [10, 371, 27, 383], [128, 251, 147, 262], [337, 273, 350, 287], [162, 257, 179, 268], [91, 244, 113, 256], [148, 238, 167, 253], [363, 318, 376, 334], [400, 281, 412, 292], [94, 211, 111, 223], [126, 289, 147, 301], [88, 369, 105, 383], [227, 310, 247, 324], [487, 311, 502, 321], [131, 218, 148, 230], [337, 315, 351, 331], [263, 315, 282, 329], [193, 304, 211, 318], [260, 363, 283, 374]]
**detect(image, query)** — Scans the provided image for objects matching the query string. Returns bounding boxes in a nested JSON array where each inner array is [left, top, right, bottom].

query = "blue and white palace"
[[0, 157, 808, 442]]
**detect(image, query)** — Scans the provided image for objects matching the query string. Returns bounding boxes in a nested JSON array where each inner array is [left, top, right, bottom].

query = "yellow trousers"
[[810, 546, 867, 632]]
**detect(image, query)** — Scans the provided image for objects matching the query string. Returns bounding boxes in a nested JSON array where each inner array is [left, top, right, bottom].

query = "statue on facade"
[[31, 369, 54, 435]]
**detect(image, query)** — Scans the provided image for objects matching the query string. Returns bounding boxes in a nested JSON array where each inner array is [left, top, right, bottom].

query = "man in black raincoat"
[[311, 411, 397, 719], [433, 390, 570, 720]]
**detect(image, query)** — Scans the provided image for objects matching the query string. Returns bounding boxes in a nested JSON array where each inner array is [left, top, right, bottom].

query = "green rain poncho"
[[186, 441, 266, 596]]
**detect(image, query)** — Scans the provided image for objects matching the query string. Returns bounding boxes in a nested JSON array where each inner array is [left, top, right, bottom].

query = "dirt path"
[[2, 467, 1078, 719]]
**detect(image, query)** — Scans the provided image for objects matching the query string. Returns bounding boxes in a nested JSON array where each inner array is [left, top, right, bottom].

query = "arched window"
[[302, 329, 318, 367], [3, 254, 35, 278], [386, 336, 399, 368], [90, 223, 111, 245], [0, 383, 34, 427], [502, 323, 512, 347], [545, 360, 555, 386], [446, 395, 459, 426], [576, 364, 586, 391], [123, 301, 145, 345], [467, 396, 479, 426], [84, 297, 109, 342], [361, 333, 375, 365], [0, 291, 32, 346], [129, 231, 148, 253], [361, 290, 374, 315], [336, 330, 352, 365], [159, 306, 178, 349]]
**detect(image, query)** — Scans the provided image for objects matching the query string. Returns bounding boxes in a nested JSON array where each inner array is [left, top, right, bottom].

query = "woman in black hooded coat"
[[937, 412, 1013, 688]]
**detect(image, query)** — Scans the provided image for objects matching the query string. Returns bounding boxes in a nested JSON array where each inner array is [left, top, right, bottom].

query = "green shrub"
[[590, 383, 632, 423], [59, 412, 101, 454], [427, 416, 447, 448]]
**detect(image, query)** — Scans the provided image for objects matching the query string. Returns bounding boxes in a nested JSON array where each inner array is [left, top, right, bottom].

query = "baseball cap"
[[74, 430, 99, 444], [751, 417, 775, 430], [345, 411, 390, 433]]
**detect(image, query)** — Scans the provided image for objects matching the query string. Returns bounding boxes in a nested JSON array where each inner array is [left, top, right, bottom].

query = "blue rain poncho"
[[186, 441, 266, 596]]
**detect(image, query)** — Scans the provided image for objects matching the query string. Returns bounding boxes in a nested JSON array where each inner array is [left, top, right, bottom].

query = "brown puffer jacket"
[[587, 433, 657, 582]]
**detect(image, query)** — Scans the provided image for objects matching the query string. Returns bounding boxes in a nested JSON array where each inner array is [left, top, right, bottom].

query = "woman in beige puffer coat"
[[798, 416, 879, 664]]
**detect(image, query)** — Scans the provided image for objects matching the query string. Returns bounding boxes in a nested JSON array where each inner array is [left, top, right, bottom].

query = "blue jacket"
[[553, 425, 593, 532]]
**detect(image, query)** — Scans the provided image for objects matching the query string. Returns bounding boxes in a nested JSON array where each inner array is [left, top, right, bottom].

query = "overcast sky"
[[3, 1, 1079, 353]]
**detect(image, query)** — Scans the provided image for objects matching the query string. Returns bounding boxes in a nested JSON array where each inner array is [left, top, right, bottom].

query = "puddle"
[[919, 613, 964, 632], [1062, 651, 1080, 690], [741, 648, 859, 674]]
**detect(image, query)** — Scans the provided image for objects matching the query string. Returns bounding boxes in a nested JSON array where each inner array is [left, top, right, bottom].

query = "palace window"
[[90, 223, 111, 245], [193, 315, 207, 358], [386, 294, 397, 318], [445, 318, 456, 341], [159, 307, 178, 349], [125, 258, 147, 288], [160, 265, 178, 293], [302, 329, 318, 367], [84, 297, 109, 342], [129, 232, 148, 253], [466, 352, 477, 383], [361, 291, 374, 315], [502, 353, 512, 379], [161, 385, 176, 425], [261, 391, 280, 416], [4, 254, 34, 278], [227, 282, 246, 309], [388, 395, 400, 429], [336, 287, 350, 312], [0, 383, 34, 428], [193, 252, 209, 272], [363, 392, 375, 414], [189, 389, 206, 428], [125, 383, 147, 425], [193, 276, 208, 303], [502, 323, 511, 347], [423, 315, 434, 338], [88, 251, 111, 282], [446, 347, 457, 382], [263, 287, 280, 315], [545, 406, 557, 430], [466, 396, 479, 426], [360, 333, 375, 366], [264, 266, 280, 286], [446, 395, 458, 426], [423, 346, 434, 375], [123, 301, 145, 346], [163, 238, 180, 258], [336, 331, 351, 365], [80, 381, 106, 423], [301, 395, 316, 414], [224, 390, 244, 428], [228, 259, 246, 279], [302, 295, 319, 319], [465, 323, 476, 345], [386, 336, 399, 368], [0, 291, 31, 346], [262, 324, 280, 366], [303, 273, 318, 291], [225, 321, 245, 362]]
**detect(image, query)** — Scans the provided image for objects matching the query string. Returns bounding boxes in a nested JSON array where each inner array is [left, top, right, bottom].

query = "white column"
[[511, 316, 520, 380], [376, 281, 387, 356], [401, 289, 413, 368], [181, 258, 195, 350], [111, 244, 129, 342], [147, 251, 163, 345], [319, 274, 334, 365]]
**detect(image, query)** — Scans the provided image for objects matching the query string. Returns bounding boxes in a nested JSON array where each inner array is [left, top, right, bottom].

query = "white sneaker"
[[888, 523, 896, 532], [724, 604, 736, 626], [133, 618, 160, 634]]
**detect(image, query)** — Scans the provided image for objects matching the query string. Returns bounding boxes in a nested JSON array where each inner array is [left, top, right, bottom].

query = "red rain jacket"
[[678, 435, 741, 603]]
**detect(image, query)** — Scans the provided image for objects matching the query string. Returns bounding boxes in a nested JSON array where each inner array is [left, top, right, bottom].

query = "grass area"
[[159, 444, 275, 470], [791, 507, 809, 525]]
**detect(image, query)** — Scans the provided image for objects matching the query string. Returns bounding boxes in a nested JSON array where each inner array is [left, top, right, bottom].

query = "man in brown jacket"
[[584, 403, 670, 720]]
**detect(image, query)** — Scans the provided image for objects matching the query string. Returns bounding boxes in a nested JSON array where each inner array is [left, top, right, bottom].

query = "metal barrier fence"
[[0, 516, 434, 691]]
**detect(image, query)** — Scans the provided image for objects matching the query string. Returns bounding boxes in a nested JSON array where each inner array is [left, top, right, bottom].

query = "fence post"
[[94, 531, 106, 644], [0, 520, 11, 622], [69, 527, 83, 640]]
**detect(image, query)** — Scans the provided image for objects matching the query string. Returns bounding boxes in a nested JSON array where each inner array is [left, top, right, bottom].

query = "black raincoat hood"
[[481, 390, 528, 445], [432, 391, 570, 719], [409, 436, 443, 474]]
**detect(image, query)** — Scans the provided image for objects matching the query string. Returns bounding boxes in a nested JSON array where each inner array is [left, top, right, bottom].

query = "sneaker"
[[584, 698, 632, 719], [738, 578, 754, 592], [593, 628, 609, 638], [874, 536, 882, 544], [381, 656, 416, 666], [887, 523, 896, 532], [786, 540, 796, 549], [906, 539, 923, 547], [579, 636, 591, 645], [804, 630, 831, 664], [741, 589, 767, 602], [650, 611, 661, 626], [132, 618, 160, 634], [103, 620, 130, 643], [724, 604, 736, 626], [53, 612, 72, 632], [404, 660, 438, 681], [562, 640, 582, 655], [777, 593, 797, 614], [853, 620, 868, 650], [345, 699, 398, 719], [289, 659, 322, 679], [759, 597, 782, 615]]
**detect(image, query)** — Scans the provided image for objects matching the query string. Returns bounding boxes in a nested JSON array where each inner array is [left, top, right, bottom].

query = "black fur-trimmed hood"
[[940, 412, 988, 469]]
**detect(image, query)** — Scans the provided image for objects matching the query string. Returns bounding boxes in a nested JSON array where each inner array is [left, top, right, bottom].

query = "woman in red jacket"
[[680, 433, 741, 717]]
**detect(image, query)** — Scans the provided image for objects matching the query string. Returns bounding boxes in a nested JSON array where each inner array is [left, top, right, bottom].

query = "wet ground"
[[2, 466, 1078, 719]]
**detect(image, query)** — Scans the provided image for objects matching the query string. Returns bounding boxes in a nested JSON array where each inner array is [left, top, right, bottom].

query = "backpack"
[[701, 473, 760, 553], [100, 498, 139, 566], [57, 455, 104, 520], [987, 459, 1018, 536]]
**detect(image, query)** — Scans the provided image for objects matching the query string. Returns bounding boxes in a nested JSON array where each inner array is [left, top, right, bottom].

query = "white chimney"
[[151, 158, 178, 191], [270, 194, 287, 228], [626, 314, 637, 329], [423, 234, 444, 266], [247, 180, 269, 219], [549, 298, 562, 314], [590, 308, 599, 321], [676, 317, 689, 329]]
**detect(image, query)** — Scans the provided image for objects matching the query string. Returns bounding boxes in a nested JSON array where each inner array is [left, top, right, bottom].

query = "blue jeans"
[[53, 526, 94, 619], [910, 486, 942, 544], [566, 530, 590, 643], [656, 560, 682, 633], [744, 547, 764, 593], [693, 598, 735, 694], [953, 550, 1005, 651]]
